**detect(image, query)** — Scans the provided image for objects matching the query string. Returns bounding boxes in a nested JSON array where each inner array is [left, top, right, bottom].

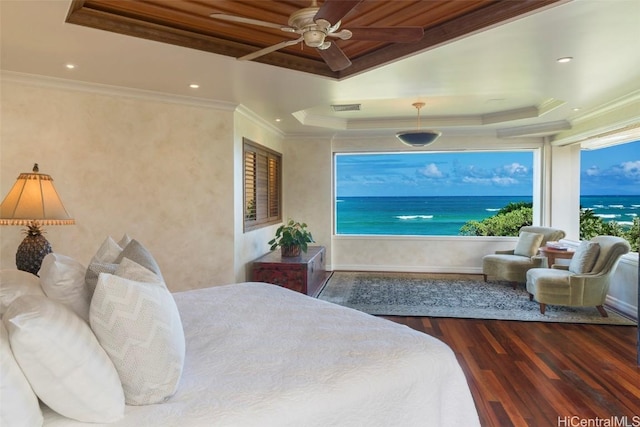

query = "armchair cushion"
[[568, 241, 600, 274], [514, 231, 544, 257]]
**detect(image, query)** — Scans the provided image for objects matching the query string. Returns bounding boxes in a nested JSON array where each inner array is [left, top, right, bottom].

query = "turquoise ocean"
[[335, 195, 640, 236]]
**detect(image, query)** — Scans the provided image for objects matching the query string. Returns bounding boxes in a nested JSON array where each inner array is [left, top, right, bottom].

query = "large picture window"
[[579, 140, 640, 251], [334, 151, 534, 236], [244, 138, 282, 231]]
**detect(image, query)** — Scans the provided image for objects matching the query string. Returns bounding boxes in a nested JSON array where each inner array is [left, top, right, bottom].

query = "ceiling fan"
[[210, 0, 424, 72]]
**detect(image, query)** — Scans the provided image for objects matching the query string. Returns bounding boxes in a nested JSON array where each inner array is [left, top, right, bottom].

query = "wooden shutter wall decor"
[[243, 138, 282, 231]]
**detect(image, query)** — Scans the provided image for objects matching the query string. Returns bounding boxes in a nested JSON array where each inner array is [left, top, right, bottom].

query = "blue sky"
[[336, 140, 640, 197]]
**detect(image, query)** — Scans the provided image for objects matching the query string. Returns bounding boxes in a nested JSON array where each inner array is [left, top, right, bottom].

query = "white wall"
[[282, 135, 333, 264], [550, 144, 581, 240], [1, 77, 237, 291]]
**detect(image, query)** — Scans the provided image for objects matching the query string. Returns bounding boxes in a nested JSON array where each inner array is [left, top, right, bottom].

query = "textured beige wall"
[[1, 78, 236, 291], [282, 136, 333, 267]]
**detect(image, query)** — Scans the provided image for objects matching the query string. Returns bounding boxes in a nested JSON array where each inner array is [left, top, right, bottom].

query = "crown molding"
[[1, 71, 237, 112], [235, 105, 285, 138], [551, 90, 640, 146]]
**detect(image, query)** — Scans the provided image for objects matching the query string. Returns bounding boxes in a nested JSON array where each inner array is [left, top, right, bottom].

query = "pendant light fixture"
[[396, 102, 441, 147]]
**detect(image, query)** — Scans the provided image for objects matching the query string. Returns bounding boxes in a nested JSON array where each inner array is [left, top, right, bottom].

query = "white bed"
[[39, 281, 479, 427]]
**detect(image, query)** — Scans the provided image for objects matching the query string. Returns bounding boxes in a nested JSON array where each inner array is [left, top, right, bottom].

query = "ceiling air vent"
[[331, 104, 361, 112]]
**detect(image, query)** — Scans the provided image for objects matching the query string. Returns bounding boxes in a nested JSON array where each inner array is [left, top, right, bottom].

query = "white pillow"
[[91, 263, 184, 405], [0, 321, 43, 427], [38, 253, 91, 322], [514, 231, 544, 257], [0, 269, 45, 316], [116, 257, 164, 284], [3, 295, 125, 423], [118, 233, 132, 249], [93, 236, 124, 263], [115, 239, 164, 280], [85, 236, 124, 293], [569, 241, 600, 274]]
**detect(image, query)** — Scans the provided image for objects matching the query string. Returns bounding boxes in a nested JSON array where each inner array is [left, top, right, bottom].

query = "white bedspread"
[[43, 282, 479, 426]]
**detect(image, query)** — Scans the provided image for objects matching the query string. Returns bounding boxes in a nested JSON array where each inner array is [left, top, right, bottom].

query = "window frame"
[[243, 138, 282, 232], [333, 149, 539, 237]]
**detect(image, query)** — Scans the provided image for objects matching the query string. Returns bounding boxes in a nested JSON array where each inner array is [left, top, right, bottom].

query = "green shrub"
[[460, 204, 638, 252]]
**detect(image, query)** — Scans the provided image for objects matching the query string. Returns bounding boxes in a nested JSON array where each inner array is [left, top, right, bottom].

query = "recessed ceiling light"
[[573, 107, 581, 112], [189, 84, 199, 89], [557, 57, 573, 63], [275, 118, 282, 122], [65, 64, 76, 69]]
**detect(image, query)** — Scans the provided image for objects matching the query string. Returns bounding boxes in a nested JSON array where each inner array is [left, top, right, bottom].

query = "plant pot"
[[281, 245, 301, 257]]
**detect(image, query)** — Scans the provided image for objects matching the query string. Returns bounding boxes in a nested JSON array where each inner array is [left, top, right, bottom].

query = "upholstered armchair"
[[526, 236, 631, 316], [482, 226, 566, 288]]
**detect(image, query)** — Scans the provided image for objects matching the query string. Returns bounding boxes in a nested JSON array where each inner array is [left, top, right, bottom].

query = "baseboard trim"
[[606, 295, 638, 321], [330, 264, 482, 274]]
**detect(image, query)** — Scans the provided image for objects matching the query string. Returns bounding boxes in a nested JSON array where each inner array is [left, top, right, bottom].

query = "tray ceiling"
[[66, 0, 561, 79]]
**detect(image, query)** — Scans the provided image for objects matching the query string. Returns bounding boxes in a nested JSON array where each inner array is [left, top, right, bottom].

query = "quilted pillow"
[[0, 322, 43, 427], [569, 241, 600, 274], [85, 236, 123, 293], [90, 260, 184, 405], [39, 253, 91, 322], [514, 231, 544, 257], [0, 269, 45, 316], [3, 295, 124, 422]]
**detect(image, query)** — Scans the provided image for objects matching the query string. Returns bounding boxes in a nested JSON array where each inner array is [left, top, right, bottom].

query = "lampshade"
[[396, 102, 442, 147], [0, 164, 75, 226]]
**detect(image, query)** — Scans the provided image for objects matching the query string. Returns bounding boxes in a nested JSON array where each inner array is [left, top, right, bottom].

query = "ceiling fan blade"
[[314, 0, 362, 25], [347, 27, 424, 42], [317, 43, 352, 72], [210, 13, 292, 31], [238, 37, 303, 61]]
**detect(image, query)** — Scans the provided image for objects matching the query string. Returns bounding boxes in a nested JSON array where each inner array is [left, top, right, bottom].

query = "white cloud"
[[620, 160, 640, 178], [503, 162, 527, 175], [492, 176, 518, 185], [419, 163, 444, 178], [586, 166, 600, 176], [462, 176, 491, 184]]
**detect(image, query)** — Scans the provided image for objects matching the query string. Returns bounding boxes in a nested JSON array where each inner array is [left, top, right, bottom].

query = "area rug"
[[318, 271, 636, 325]]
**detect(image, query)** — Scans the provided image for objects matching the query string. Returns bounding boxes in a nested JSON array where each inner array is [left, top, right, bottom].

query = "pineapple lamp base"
[[15, 223, 53, 275]]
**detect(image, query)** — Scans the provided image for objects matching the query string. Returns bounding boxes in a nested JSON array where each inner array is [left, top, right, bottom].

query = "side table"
[[538, 246, 575, 267], [251, 246, 331, 297]]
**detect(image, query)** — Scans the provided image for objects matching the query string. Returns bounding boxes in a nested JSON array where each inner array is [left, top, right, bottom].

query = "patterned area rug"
[[318, 272, 636, 325]]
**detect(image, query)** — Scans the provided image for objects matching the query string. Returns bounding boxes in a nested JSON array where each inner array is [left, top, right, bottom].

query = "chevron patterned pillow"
[[90, 261, 185, 405]]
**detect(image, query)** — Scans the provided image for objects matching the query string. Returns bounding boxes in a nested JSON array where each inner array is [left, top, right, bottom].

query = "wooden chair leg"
[[539, 303, 546, 315], [596, 305, 608, 317], [528, 293, 533, 301], [510, 281, 517, 289], [483, 274, 487, 282]]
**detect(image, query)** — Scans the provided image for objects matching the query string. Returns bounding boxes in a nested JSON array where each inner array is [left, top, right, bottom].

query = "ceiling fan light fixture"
[[303, 29, 326, 47], [396, 101, 441, 147]]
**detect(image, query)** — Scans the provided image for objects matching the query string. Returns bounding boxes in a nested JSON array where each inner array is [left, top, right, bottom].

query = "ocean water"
[[335, 195, 640, 236]]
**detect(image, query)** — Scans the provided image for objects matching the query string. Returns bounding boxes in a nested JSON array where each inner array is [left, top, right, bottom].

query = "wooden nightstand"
[[251, 246, 331, 297]]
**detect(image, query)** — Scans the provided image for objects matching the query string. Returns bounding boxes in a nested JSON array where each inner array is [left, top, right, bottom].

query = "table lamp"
[[0, 164, 75, 275]]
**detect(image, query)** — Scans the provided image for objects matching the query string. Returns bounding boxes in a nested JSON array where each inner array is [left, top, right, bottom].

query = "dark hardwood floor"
[[382, 315, 640, 427]]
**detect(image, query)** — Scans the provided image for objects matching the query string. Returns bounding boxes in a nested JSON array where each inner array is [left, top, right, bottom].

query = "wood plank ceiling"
[[66, 0, 561, 79]]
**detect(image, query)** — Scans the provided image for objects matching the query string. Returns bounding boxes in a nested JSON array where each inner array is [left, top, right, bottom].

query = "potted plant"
[[269, 219, 315, 257]]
